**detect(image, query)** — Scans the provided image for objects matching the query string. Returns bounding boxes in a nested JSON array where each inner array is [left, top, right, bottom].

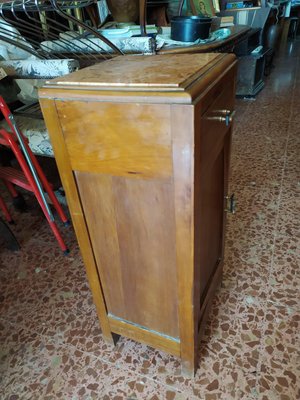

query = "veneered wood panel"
[[56, 101, 172, 179], [199, 81, 235, 171], [108, 315, 181, 356], [39, 98, 114, 344], [194, 78, 234, 306], [50, 54, 220, 88], [198, 150, 225, 300], [74, 172, 125, 317], [171, 104, 196, 375], [76, 172, 179, 338], [157, 26, 250, 55], [200, 67, 236, 114]]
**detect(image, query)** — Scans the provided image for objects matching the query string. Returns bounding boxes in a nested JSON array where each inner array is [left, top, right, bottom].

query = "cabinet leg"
[[101, 329, 120, 347], [112, 333, 120, 346], [181, 359, 196, 378]]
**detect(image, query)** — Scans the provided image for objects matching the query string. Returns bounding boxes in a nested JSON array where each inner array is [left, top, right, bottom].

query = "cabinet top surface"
[[45, 54, 225, 91]]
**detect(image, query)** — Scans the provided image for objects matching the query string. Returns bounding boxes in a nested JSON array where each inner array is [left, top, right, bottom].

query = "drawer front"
[[55, 100, 173, 179], [200, 66, 236, 114]]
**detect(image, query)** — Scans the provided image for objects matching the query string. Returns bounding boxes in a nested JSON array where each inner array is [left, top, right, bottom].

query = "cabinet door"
[[195, 81, 234, 304]]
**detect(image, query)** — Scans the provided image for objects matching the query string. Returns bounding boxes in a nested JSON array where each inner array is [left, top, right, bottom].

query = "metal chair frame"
[[0, 96, 70, 253]]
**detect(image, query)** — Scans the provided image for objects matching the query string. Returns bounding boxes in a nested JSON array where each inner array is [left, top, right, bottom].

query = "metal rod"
[[39, 10, 49, 40], [74, 3, 84, 34], [8, 114, 55, 222], [51, 0, 124, 55], [34, 0, 100, 60], [0, 0, 123, 65], [0, 0, 95, 13], [0, 32, 44, 58]]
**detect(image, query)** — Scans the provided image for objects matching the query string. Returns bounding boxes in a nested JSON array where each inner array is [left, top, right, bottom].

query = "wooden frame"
[[191, 0, 216, 16], [212, 0, 221, 13]]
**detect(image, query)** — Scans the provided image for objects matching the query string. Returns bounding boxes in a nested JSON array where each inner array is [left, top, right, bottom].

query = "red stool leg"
[[25, 145, 69, 225], [0, 193, 13, 223], [27, 181, 69, 253], [34, 190, 69, 253], [3, 180, 27, 211], [43, 186, 70, 226], [3, 180, 27, 212], [49, 220, 69, 254], [3, 180, 18, 198]]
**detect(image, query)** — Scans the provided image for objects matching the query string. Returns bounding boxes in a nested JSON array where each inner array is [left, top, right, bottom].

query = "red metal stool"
[[0, 96, 69, 254]]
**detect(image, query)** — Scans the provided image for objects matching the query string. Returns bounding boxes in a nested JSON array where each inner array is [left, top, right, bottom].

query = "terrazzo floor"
[[0, 39, 299, 400]]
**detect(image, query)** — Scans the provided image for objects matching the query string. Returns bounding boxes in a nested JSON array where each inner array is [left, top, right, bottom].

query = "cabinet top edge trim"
[[39, 55, 236, 104], [42, 54, 225, 90]]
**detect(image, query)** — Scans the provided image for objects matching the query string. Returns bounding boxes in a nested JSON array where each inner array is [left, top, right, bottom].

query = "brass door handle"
[[224, 110, 235, 126], [206, 110, 235, 126], [217, 110, 236, 126]]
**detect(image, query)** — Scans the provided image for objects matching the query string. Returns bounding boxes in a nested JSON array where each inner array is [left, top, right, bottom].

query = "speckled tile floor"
[[1, 39, 300, 400]]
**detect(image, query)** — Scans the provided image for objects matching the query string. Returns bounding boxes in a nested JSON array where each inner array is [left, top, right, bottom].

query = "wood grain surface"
[[49, 54, 220, 88], [39, 98, 115, 345], [157, 25, 251, 55], [76, 172, 179, 338], [108, 315, 181, 356], [56, 101, 172, 179], [171, 103, 196, 375]]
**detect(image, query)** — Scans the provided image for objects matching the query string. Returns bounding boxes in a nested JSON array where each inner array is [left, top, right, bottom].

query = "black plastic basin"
[[171, 16, 212, 42]]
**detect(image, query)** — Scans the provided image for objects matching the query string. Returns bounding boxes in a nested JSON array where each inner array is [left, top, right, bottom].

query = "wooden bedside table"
[[39, 53, 237, 375]]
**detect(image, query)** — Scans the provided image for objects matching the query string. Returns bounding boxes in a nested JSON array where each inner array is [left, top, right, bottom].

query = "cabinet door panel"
[[197, 144, 226, 300], [195, 80, 234, 303]]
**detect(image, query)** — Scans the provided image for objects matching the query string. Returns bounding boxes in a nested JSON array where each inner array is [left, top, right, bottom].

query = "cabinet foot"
[[112, 333, 121, 346], [181, 361, 196, 378], [102, 332, 120, 346]]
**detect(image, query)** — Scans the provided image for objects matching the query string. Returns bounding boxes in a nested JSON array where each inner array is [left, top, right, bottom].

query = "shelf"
[[224, 7, 262, 11]]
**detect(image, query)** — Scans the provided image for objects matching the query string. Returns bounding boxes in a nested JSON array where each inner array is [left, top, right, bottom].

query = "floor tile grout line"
[[266, 298, 299, 311]]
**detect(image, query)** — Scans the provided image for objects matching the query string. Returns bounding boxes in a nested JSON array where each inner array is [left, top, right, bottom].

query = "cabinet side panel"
[[39, 98, 114, 343], [75, 173, 179, 338]]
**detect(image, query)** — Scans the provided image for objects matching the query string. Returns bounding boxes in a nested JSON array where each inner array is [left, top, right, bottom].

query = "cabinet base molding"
[[108, 314, 181, 356]]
